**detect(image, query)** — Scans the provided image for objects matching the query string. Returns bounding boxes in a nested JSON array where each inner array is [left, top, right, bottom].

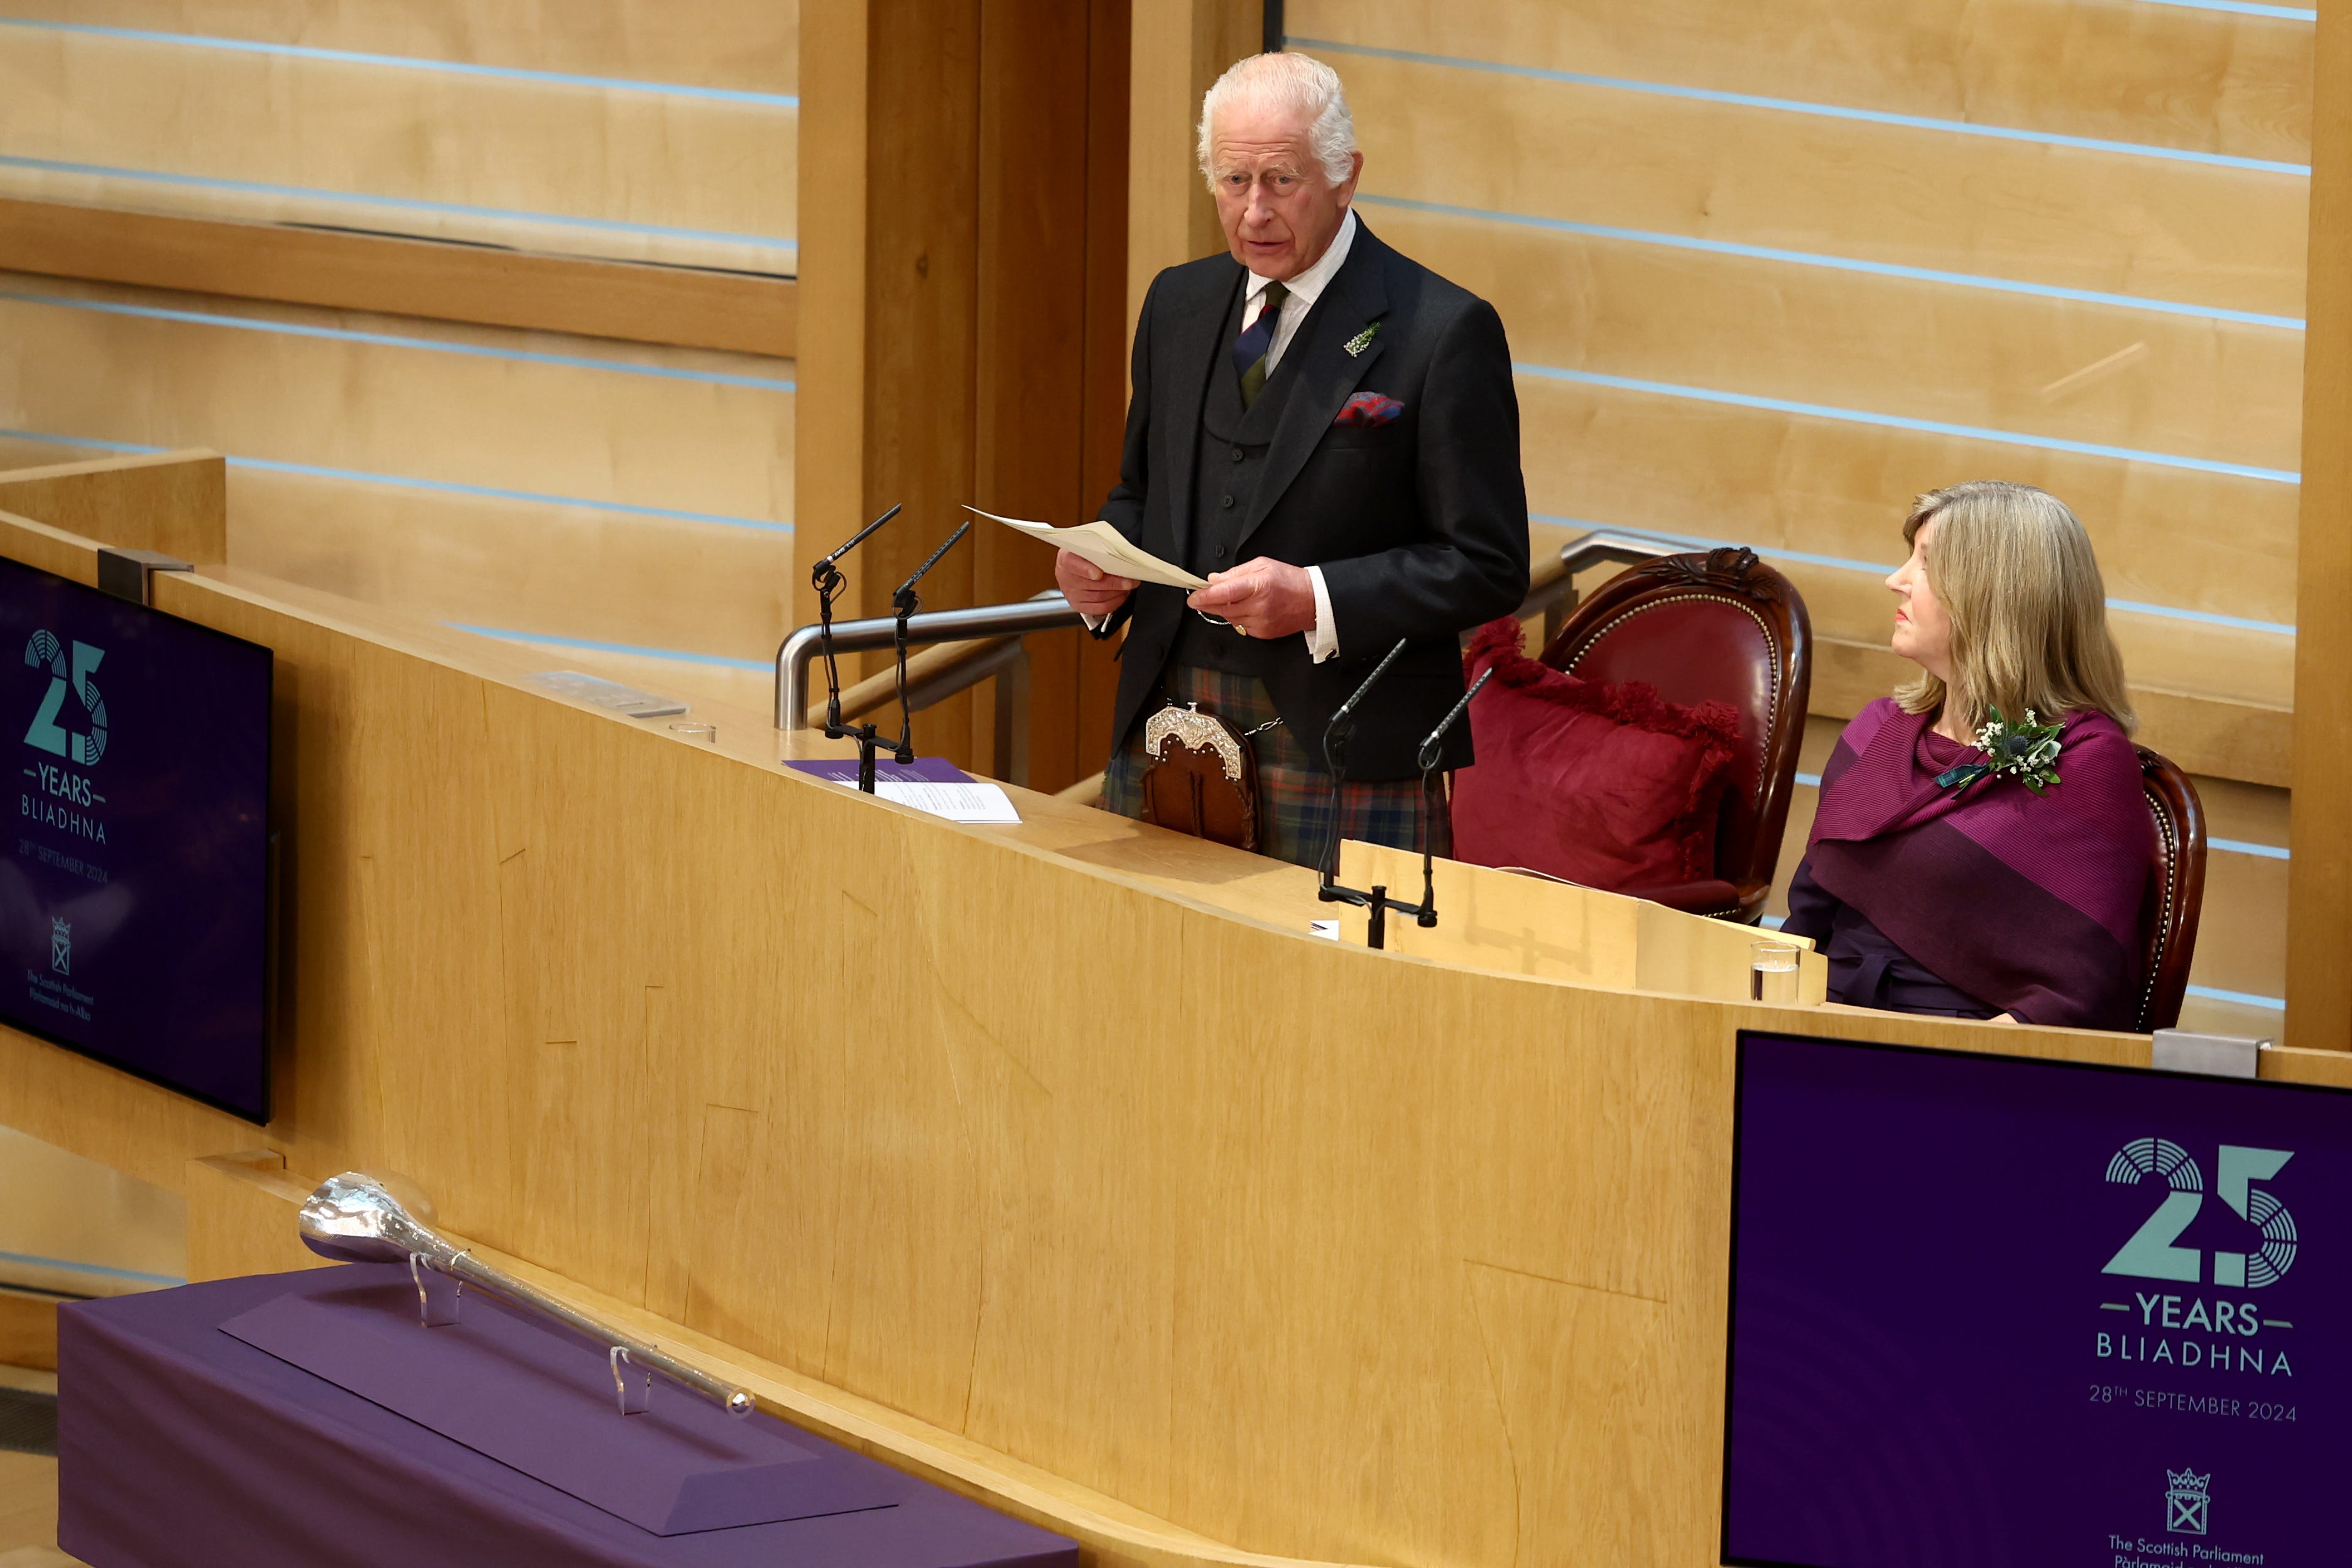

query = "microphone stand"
[[812, 504, 903, 792], [1315, 638, 1432, 949], [862, 518, 973, 791]]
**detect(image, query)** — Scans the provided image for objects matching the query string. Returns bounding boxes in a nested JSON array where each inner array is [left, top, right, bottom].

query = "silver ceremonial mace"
[[298, 1170, 756, 1418]]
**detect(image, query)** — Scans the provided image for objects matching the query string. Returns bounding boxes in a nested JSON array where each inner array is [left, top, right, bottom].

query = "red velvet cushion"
[[1451, 619, 1742, 891]]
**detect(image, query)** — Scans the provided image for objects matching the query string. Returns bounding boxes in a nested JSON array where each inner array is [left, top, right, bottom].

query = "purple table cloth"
[[59, 1267, 1076, 1568]]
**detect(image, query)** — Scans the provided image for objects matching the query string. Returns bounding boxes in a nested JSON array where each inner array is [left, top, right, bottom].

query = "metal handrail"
[[771, 529, 1694, 773], [775, 590, 1082, 731]]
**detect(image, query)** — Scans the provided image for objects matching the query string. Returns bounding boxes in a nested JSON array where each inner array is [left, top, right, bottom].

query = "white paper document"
[[966, 506, 1207, 590], [835, 777, 1023, 825]]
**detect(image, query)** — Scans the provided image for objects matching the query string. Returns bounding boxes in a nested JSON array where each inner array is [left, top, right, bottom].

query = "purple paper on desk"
[[785, 756, 973, 785], [221, 1275, 892, 1535]]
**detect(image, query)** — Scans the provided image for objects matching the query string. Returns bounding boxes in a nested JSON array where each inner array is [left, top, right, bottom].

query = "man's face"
[[1209, 99, 1361, 280]]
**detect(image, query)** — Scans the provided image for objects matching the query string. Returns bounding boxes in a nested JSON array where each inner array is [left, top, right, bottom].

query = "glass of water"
[[668, 721, 718, 745], [1750, 940, 1801, 1004]]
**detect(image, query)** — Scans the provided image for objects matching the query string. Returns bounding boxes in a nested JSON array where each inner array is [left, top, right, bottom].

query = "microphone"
[[893, 518, 972, 618], [1417, 667, 1493, 773], [882, 519, 974, 765], [1329, 637, 1411, 735], [811, 503, 902, 588], [814, 503, 902, 741]]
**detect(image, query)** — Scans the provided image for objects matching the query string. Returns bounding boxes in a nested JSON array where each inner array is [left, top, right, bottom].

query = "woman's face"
[[1887, 516, 1954, 683]]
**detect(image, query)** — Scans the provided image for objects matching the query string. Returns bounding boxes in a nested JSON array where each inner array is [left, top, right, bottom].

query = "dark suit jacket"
[[1096, 219, 1529, 780]]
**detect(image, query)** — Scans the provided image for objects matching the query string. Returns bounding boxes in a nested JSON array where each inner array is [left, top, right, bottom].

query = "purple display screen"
[[1724, 1030, 2343, 1568], [0, 556, 271, 1121]]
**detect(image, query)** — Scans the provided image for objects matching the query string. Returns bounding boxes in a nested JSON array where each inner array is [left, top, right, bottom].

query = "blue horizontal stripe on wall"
[[449, 624, 771, 672], [0, 1247, 183, 1288], [2210, 837, 2291, 859], [0, 290, 796, 388], [1532, 514, 2294, 634], [2139, 0, 2314, 19], [0, 154, 798, 256], [1354, 193, 2304, 330], [0, 428, 793, 534], [0, 18, 800, 107], [1515, 364, 2302, 485], [1290, 36, 2311, 177], [2185, 984, 2286, 1010]]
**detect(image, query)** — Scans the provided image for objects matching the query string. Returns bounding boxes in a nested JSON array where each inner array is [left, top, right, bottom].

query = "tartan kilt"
[[1103, 665, 1451, 871]]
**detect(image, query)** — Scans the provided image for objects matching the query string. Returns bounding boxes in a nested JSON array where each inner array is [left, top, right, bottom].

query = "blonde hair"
[[1895, 481, 2136, 736], [1197, 52, 1358, 190]]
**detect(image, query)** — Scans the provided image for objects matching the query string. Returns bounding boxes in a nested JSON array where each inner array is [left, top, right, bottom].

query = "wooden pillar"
[[1125, 0, 1263, 330], [2287, 4, 2352, 1047], [795, 1, 1130, 788]]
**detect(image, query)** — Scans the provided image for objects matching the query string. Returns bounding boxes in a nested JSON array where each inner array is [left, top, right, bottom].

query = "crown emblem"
[[2167, 1470, 2210, 1496]]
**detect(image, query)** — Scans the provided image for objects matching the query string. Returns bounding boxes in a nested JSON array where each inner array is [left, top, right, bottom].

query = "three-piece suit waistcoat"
[[1167, 284, 1304, 676]]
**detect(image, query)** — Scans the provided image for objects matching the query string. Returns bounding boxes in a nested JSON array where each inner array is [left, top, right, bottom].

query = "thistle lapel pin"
[[1343, 322, 1381, 358]]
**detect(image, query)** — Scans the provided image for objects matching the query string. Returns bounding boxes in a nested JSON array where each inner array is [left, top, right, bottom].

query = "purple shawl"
[[1804, 699, 2155, 1030]]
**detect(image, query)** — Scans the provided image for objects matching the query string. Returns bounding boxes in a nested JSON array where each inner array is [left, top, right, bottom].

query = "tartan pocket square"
[[1334, 393, 1404, 427]]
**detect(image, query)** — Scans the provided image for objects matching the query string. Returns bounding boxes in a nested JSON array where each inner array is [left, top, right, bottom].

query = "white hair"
[[1196, 52, 1358, 190]]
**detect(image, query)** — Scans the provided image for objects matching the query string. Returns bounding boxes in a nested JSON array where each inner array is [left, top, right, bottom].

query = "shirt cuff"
[[1304, 565, 1339, 664], [1082, 612, 1108, 633]]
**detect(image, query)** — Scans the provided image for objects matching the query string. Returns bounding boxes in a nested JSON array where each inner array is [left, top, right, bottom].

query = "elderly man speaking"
[[1061, 51, 1528, 868]]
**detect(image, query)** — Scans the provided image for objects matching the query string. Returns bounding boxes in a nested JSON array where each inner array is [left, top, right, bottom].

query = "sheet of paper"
[[834, 776, 1023, 824], [966, 506, 1207, 591]]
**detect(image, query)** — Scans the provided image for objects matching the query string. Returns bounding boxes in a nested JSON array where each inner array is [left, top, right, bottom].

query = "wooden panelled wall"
[[1282, 0, 2309, 790], [2290, 6, 2352, 1047], [0, 0, 798, 271], [793, 0, 1133, 788], [0, 4, 804, 721]]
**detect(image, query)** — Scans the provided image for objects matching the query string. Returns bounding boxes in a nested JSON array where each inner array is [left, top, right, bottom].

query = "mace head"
[[298, 1170, 431, 1263]]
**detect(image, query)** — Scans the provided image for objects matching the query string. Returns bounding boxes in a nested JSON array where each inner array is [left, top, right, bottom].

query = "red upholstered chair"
[[1533, 548, 1810, 923], [2135, 748, 2207, 1033]]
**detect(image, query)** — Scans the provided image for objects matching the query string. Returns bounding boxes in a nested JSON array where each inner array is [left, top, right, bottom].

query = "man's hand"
[[1187, 557, 1316, 640], [1056, 549, 1138, 618]]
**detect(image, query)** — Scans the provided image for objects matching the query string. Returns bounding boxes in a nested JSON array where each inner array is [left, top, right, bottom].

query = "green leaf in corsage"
[[1932, 706, 2065, 797]]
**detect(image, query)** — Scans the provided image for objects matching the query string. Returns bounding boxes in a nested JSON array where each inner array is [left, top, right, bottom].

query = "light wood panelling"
[[1, 1, 799, 94], [1338, 840, 1827, 1002], [1375, 203, 2302, 476], [0, 275, 795, 526], [1778, 553, 2292, 709], [2290, 6, 2352, 1048], [1518, 377, 2299, 629], [0, 1454, 59, 1560], [0, 449, 224, 565], [0, 199, 798, 358], [1519, 374, 2297, 629], [1334, 45, 2308, 322], [0, 1124, 183, 1300], [1290, 0, 2313, 168], [798, 3, 1130, 785], [1126, 0, 1263, 326], [227, 469, 793, 668], [0, 25, 797, 272]]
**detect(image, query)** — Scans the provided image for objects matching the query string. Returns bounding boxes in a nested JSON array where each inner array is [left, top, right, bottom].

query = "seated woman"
[[1782, 481, 2154, 1030]]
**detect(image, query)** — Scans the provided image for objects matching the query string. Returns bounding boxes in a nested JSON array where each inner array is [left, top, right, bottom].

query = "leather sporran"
[[1138, 704, 1262, 852]]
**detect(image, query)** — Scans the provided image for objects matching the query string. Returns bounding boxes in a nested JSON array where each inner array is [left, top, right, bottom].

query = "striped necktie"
[[1234, 280, 1289, 409]]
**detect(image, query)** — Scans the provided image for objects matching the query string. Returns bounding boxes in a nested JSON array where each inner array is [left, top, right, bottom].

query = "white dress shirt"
[[1087, 209, 1359, 663]]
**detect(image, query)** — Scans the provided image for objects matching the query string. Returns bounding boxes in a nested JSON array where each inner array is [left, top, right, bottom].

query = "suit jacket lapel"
[[1237, 227, 1391, 549], [1163, 263, 1244, 569]]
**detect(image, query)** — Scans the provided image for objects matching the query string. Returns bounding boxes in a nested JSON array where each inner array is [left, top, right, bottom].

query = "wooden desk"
[[0, 489, 2341, 1568]]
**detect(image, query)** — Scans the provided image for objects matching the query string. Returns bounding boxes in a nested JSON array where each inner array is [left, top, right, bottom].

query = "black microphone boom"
[[813, 503, 903, 584], [893, 518, 973, 614], [1417, 667, 1493, 772], [1330, 636, 1411, 733]]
